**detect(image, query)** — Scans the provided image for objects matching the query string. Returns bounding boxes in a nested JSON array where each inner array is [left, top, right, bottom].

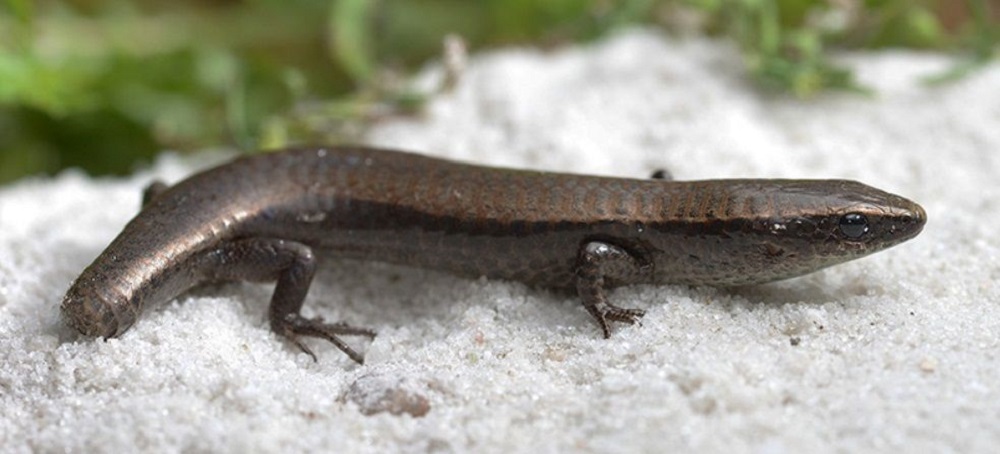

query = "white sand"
[[1, 30, 997, 452]]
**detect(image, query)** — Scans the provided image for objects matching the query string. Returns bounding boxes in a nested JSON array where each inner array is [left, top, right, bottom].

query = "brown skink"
[[61, 146, 927, 363]]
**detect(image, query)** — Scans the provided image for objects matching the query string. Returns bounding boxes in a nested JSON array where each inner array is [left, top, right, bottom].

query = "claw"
[[277, 315, 375, 364], [604, 306, 646, 325]]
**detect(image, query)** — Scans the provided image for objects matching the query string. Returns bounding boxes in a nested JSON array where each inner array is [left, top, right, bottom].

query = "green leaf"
[[3, 0, 33, 24], [328, 0, 375, 85], [0, 52, 100, 115]]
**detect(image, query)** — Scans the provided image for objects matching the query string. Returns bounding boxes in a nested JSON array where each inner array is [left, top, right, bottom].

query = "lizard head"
[[738, 179, 927, 283], [647, 179, 927, 286]]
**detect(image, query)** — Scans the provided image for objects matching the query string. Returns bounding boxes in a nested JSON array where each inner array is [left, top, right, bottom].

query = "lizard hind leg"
[[193, 238, 375, 363], [142, 180, 171, 207], [277, 316, 375, 363]]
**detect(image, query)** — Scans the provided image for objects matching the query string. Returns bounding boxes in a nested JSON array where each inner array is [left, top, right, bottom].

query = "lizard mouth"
[[873, 201, 927, 247]]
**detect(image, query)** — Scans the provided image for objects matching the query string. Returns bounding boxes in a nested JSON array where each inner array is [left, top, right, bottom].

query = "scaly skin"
[[61, 146, 927, 363]]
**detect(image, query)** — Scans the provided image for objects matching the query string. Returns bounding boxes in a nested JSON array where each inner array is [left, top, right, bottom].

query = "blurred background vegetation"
[[0, 0, 997, 183]]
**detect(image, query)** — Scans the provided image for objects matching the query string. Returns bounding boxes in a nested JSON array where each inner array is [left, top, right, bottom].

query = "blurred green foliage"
[[0, 0, 996, 183]]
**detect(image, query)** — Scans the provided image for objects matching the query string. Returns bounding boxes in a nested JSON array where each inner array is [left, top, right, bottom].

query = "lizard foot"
[[276, 314, 376, 364]]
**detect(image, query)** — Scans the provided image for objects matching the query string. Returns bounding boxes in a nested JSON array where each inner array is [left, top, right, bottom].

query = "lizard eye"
[[839, 213, 869, 239]]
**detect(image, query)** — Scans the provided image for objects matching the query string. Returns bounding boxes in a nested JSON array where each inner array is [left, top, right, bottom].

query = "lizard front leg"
[[575, 241, 651, 338]]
